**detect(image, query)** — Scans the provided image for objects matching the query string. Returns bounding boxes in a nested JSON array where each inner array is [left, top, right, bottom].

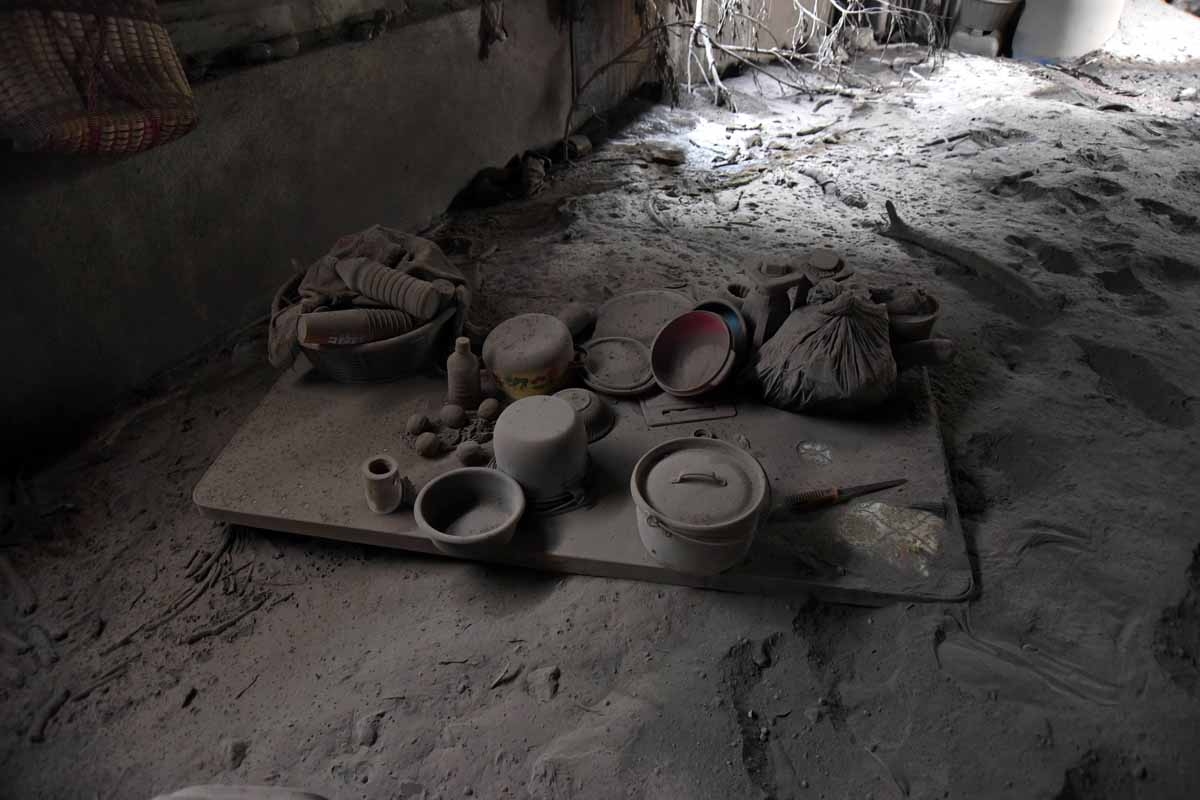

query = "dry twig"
[[879, 200, 1052, 312], [489, 661, 521, 689], [184, 594, 268, 645], [74, 654, 140, 702]]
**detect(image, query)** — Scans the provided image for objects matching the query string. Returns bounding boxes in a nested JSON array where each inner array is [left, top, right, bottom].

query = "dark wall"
[[0, 1, 577, 461]]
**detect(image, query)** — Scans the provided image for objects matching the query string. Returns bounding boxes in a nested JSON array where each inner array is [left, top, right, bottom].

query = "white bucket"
[[1012, 0, 1126, 62]]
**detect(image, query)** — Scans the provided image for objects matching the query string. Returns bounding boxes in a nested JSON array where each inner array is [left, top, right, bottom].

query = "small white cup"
[[362, 454, 404, 514]]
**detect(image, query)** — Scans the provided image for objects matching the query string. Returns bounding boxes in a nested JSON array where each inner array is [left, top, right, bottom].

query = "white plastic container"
[[1012, 0, 1126, 62], [631, 438, 770, 575], [482, 313, 574, 400], [493, 395, 588, 502]]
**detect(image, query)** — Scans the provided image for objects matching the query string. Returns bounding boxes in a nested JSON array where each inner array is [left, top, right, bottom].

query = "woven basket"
[[0, 0, 196, 154], [301, 307, 458, 384]]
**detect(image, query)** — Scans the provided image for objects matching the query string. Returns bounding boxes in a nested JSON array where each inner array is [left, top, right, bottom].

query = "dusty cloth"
[[745, 289, 897, 415], [806, 276, 845, 306], [268, 226, 469, 368]]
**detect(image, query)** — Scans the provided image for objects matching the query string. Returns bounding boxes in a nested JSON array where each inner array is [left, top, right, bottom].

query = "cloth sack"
[[747, 290, 897, 415]]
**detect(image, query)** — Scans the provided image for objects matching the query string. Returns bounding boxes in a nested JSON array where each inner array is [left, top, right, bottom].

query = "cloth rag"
[[268, 225, 470, 368]]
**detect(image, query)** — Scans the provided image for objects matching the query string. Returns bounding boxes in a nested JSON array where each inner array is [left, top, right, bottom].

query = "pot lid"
[[582, 337, 653, 393], [637, 439, 766, 530]]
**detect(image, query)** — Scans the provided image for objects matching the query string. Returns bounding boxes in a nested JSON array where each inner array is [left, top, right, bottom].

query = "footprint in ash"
[[1072, 338, 1194, 429], [1136, 198, 1200, 235], [1005, 234, 1083, 275], [1094, 267, 1169, 316]]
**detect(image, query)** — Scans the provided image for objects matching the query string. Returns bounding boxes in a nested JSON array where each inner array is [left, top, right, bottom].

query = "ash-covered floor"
[[4, 6, 1200, 798]]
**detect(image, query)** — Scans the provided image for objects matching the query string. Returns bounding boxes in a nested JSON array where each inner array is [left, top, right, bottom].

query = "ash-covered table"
[[194, 366, 972, 603]]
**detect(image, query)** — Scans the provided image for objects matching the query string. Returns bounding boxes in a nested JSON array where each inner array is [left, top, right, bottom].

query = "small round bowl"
[[889, 294, 941, 342], [414, 468, 526, 557], [694, 299, 750, 368], [650, 311, 735, 398]]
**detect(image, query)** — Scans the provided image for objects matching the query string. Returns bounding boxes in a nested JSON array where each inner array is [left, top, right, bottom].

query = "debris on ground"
[[5, 6, 1200, 796]]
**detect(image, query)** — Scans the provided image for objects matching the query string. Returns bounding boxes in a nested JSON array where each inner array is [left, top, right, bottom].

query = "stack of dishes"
[[693, 299, 749, 369], [650, 310, 737, 398]]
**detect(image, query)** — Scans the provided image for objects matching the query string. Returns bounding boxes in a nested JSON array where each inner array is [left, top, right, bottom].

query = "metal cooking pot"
[[631, 437, 770, 575]]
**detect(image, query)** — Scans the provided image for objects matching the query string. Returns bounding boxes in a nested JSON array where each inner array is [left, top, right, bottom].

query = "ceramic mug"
[[362, 454, 404, 514]]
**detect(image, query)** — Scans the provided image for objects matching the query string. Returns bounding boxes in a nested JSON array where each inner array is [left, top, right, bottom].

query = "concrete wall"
[[661, 1, 834, 84], [0, 0, 581, 460], [573, 0, 649, 128], [0, 0, 822, 462]]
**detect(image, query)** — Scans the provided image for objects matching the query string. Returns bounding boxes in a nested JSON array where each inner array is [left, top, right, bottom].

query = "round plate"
[[593, 290, 693, 347], [581, 337, 655, 397]]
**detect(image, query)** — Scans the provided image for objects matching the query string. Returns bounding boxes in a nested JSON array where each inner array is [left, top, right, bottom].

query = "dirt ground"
[[4, 3, 1200, 798]]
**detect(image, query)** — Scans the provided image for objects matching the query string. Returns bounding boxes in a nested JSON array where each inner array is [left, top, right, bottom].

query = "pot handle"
[[646, 514, 740, 546], [670, 472, 727, 487], [645, 514, 682, 539]]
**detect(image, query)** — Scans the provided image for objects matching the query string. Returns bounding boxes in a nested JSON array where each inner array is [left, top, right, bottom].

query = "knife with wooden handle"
[[788, 479, 907, 511]]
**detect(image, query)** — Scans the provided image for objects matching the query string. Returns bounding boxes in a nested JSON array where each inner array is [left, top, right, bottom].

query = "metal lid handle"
[[670, 472, 727, 487]]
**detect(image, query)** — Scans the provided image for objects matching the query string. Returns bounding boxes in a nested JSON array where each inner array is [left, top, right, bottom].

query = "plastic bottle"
[[446, 337, 481, 409]]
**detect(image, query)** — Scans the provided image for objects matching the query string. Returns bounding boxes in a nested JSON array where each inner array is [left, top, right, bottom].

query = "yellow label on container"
[[499, 368, 566, 399]]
